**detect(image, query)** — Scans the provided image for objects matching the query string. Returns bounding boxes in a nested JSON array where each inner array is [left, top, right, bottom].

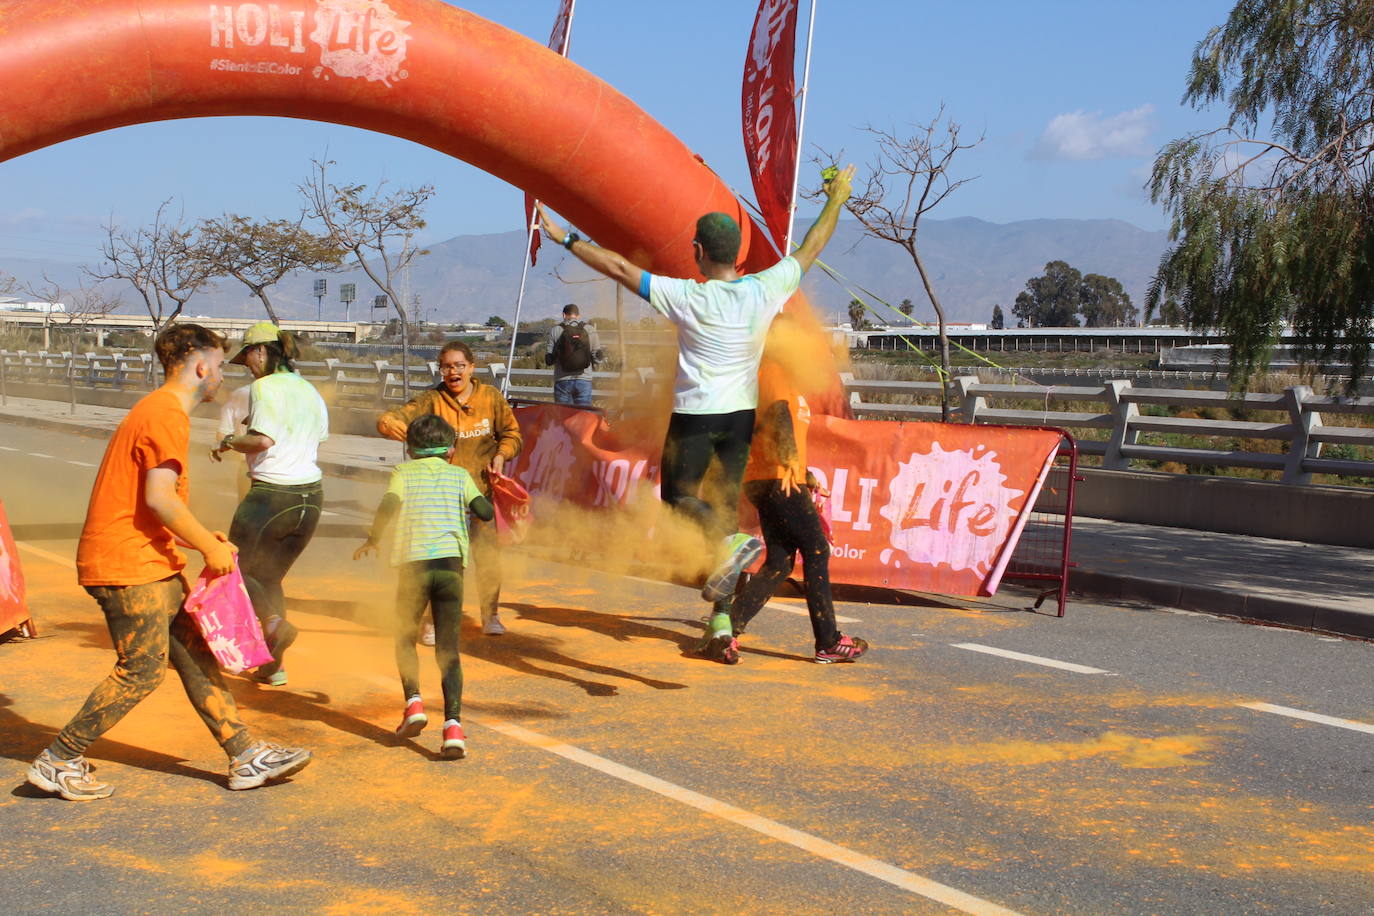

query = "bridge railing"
[[5, 349, 1373, 484], [843, 372, 1374, 484]]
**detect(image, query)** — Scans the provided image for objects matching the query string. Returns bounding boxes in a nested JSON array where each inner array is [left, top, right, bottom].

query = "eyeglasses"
[[440, 363, 470, 374]]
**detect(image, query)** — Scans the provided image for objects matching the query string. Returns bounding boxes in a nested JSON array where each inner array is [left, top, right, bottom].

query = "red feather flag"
[[742, 0, 800, 252]]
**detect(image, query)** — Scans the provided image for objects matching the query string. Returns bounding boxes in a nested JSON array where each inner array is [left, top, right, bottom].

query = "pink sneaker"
[[441, 722, 467, 759], [814, 634, 869, 664], [396, 698, 427, 738]]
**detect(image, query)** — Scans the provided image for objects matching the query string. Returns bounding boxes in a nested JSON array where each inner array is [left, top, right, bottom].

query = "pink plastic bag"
[[183, 559, 274, 674], [489, 471, 532, 545]]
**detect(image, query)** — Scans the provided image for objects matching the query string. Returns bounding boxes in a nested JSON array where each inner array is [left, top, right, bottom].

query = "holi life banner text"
[[0, 501, 32, 637], [508, 405, 1061, 598]]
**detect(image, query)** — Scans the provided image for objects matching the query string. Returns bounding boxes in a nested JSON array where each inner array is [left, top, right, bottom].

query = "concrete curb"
[[4, 407, 1368, 642], [1068, 570, 1372, 640]]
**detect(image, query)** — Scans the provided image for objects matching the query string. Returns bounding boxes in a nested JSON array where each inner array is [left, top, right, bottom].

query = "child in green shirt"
[[355, 415, 494, 758]]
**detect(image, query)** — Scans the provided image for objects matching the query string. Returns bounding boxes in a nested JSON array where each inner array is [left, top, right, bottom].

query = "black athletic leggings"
[[228, 479, 323, 626], [659, 409, 755, 542], [394, 556, 465, 721], [731, 479, 840, 650]]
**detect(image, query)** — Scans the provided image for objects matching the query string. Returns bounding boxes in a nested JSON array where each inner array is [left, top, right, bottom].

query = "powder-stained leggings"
[[469, 516, 502, 624], [730, 480, 840, 651], [394, 556, 465, 721], [659, 409, 756, 543], [51, 576, 252, 760], [228, 480, 324, 627]]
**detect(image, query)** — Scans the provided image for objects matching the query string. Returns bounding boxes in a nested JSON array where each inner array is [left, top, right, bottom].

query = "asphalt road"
[[2, 421, 1372, 915]]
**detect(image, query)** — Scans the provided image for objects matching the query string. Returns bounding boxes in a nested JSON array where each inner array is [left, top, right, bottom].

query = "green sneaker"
[[701, 534, 763, 602], [696, 611, 740, 664]]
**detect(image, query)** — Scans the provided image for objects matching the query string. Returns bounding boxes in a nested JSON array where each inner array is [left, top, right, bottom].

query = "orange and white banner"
[[0, 501, 32, 636], [510, 405, 1060, 597]]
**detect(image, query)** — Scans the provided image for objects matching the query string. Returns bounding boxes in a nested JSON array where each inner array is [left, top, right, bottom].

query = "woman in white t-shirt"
[[213, 322, 330, 687]]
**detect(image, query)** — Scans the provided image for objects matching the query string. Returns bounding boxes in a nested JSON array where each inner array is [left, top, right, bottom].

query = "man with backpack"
[[544, 303, 602, 407]]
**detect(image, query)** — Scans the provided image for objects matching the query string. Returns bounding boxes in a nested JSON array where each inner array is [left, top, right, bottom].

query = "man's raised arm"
[[791, 164, 855, 275], [537, 204, 646, 296]]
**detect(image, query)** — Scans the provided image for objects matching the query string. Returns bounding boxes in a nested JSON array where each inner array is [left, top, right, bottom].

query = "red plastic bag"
[[183, 558, 274, 674], [488, 471, 532, 544]]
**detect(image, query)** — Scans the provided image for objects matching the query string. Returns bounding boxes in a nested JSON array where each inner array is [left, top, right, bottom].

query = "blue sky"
[[0, 0, 1238, 267]]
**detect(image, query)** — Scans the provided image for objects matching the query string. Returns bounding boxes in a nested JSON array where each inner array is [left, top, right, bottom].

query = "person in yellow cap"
[[212, 321, 329, 686]]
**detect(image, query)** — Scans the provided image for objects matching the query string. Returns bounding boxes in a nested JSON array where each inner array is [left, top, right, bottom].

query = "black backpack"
[[554, 320, 593, 372]]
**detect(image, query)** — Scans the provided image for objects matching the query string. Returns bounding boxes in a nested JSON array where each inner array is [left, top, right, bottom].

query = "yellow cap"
[[229, 321, 281, 364]]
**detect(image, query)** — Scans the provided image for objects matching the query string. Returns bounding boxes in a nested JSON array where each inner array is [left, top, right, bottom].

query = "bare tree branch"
[[85, 200, 212, 345], [300, 159, 432, 396], [814, 106, 984, 421]]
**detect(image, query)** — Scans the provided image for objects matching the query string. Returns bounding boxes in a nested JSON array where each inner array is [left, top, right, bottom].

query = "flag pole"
[[501, 211, 541, 396], [562, 0, 577, 52], [500, 0, 578, 395], [783, 0, 818, 252]]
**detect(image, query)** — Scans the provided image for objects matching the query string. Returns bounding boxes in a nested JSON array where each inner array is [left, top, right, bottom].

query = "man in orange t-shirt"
[[705, 321, 869, 666], [26, 324, 312, 801]]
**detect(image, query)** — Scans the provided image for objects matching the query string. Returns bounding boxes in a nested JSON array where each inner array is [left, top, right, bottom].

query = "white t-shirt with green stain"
[[644, 256, 801, 415], [245, 370, 330, 485]]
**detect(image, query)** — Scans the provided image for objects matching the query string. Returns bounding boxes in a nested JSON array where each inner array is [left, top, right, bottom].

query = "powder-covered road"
[[2, 422, 1372, 914]]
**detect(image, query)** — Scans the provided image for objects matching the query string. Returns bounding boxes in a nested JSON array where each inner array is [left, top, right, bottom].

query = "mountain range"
[[3, 216, 1170, 327]]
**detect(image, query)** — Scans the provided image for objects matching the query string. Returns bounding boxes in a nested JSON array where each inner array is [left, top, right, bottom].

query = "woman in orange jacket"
[[377, 341, 522, 635]]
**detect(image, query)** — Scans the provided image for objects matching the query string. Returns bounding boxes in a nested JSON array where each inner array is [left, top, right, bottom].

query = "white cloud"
[[1032, 105, 1155, 161]]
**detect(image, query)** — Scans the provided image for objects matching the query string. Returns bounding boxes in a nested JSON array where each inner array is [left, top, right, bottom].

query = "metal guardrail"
[[842, 372, 1374, 484], [5, 349, 1372, 483], [0, 350, 667, 412]]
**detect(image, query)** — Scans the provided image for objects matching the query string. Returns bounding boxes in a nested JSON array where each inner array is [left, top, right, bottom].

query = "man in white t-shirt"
[[536, 166, 853, 651]]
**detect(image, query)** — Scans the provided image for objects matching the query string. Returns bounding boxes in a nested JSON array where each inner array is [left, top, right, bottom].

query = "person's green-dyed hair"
[[694, 212, 741, 265]]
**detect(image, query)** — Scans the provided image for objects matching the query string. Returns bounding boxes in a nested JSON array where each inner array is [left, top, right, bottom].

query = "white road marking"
[[952, 643, 1113, 675], [65, 459, 96, 467], [1239, 702, 1374, 736], [16, 541, 75, 569], [0, 445, 17, 451], [619, 574, 860, 623], [765, 599, 860, 624], [480, 719, 1021, 914], [355, 670, 1015, 912], [28, 452, 55, 459], [320, 510, 340, 517]]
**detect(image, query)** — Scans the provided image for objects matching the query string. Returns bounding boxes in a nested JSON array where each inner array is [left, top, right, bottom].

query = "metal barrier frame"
[[1001, 427, 1080, 617]]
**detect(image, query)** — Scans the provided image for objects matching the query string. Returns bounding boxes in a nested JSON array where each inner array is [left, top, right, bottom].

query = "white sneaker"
[[420, 621, 436, 647], [482, 616, 506, 636], [27, 749, 113, 801], [228, 741, 312, 791]]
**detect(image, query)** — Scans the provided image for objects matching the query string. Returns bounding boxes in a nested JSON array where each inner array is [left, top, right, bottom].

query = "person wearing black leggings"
[[213, 322, 329, 686], [535, 168, 855, 654], [718, 349, 868, 665]]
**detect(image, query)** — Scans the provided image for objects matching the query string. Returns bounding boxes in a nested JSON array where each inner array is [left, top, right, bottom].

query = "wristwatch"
[[563, 231, 581, 250], [219, 434, 234, 452]]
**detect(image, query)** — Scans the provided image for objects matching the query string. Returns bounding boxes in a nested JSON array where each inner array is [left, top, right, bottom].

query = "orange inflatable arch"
[[0, 0, 774, 277]]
